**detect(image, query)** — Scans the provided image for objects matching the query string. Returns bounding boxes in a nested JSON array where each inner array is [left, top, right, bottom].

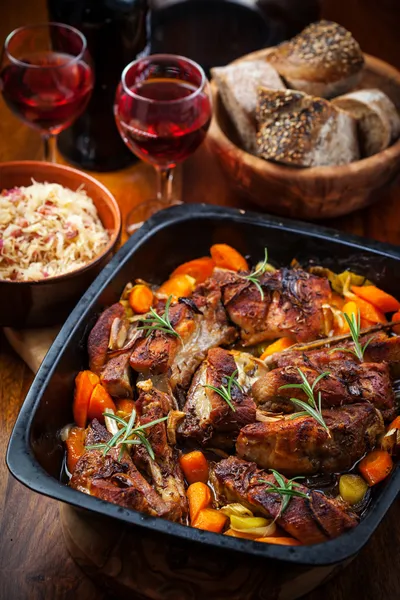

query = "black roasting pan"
[[6, 204, 400, 598]]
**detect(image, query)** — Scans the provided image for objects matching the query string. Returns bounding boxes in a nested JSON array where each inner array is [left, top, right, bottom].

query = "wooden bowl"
[[207, 52, 400, 219], [0, 161, 121, 327]]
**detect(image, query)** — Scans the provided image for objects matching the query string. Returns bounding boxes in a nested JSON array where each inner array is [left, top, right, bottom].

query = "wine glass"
[[0, 22, 94, 162], [114, 54, 212, 234]]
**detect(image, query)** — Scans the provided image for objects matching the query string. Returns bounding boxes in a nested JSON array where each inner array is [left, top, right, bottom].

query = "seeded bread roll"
[[266, 20, 364, 99], [332, 89, 400, 156], [211, 61, 285, 153], [256, 88, 360, 167]]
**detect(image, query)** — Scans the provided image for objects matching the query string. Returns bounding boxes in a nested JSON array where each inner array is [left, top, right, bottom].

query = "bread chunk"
[[266, 20, 364, 98], [211, 60, 285, 152], [256, 88, 359, 167]]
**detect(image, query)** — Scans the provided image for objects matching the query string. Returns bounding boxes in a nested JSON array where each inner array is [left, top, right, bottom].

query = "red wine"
[[115, 78, 212, 167], [0, 51, 93, 134]]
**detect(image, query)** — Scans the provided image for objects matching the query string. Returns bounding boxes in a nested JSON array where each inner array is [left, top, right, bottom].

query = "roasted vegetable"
[[210, 243, 249, 272], [171, 257, 215, 283], [180, 451, 209, 484], [339, 474, 368, 505], [65, 427, 86, 473], [158, 274, 196, 298], [229, 515, 276, 537], [260, 337, 294, 360], [193, 508, 228, 533], [87, 383, 117, 423], [351, 285, 400, 314], [309, 267, 371, 295], [73, 370, 99, 428], [187, 482, 212, 523], [128, 284, 154, 314], [359, 449, 393, 485], [255, 536, 302, 546], [380, 416, 400, 455]]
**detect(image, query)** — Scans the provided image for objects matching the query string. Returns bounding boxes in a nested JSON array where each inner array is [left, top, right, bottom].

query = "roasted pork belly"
[[237, 403, 384, 475], [212, 267, 332, 345], [70, 420, 172, 519], [179, 348, 258, 446], [87, 303, 125, 375], [211, 457, 358, 544], [252, 361, 395, 419]]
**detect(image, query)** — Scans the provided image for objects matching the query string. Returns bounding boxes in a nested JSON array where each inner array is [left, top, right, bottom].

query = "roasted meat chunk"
[[237, 403, 384, 475], [70, 420, 172, 519], [211, 457, 358, 544], [252, 361, 395, 419], [179, 348, 258, 446], [133, 381, 188, 523], [87, 303, 125, 375], [213, 267, 332, 345], [100, 352, 133, 398]]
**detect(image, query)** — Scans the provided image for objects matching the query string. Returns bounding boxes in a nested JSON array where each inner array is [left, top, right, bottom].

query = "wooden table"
[[1, 1, 400, 598]]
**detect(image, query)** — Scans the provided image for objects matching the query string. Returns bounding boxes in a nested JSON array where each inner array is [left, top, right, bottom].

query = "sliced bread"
[[332, 89, 400, 156], [211, 61, 285, 153], [266, 20, 364, 99], [256, 88, 360, 167]]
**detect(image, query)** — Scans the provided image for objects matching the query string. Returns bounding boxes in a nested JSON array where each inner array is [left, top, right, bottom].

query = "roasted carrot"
[[388, 415, 400, 431], [171, 257, 215, 283], [87, 383, 117, 423], [180, 451, 209, 484], [351, 296, 387, 324], [255, 536, 302, 546], [192, 508, 228, 533], [65, 427, 86, 473], [116, 398, 135, 417], [73, 370, 99, 427], [129, 284, 153, 314], [351, 285, 400, 314], [187, 482, 212, 523], [359, 449, 393, 485], [158, 274, 196, 298], [260, 337, 294, 360], [392, 310, 400, 335], [210, 243, 249, 272]]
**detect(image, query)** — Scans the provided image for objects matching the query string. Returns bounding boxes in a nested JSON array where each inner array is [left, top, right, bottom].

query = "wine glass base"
[[126, 199, 182, 236]]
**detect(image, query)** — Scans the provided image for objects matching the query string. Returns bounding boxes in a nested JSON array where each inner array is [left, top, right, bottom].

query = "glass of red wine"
[[114, 54, 212, 234], [0, 22, 94, 162]]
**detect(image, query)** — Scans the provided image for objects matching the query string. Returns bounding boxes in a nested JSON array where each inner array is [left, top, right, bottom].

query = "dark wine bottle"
[[47, 0, 150, 171]]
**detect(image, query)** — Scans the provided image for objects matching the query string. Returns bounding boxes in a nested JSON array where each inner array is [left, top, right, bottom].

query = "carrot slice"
[[255, 536, 302, 546], [65, 427, 86, 473], [116, 398, 135, 417], [180, 451, 209, 484], [129, 284, 153, 314], [171, 257, 215, 283], [260, 337, 294, 360], [192, 508, 228, 533], [73, 370, 99, 428], [210, 244, 248, 272], [87, 383, 117, 423], [158, 274, 196, 298], [351, 285, 400, 314], [359, 449, 393, 485], [187, 482, 212, 523], [351, 296, 387, 324], [392, 310, 400, 335]]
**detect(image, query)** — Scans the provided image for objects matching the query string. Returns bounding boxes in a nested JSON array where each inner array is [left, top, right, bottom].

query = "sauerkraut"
[[0, 181, 110, 281]]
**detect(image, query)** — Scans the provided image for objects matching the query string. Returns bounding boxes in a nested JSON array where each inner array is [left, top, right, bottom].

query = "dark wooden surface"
[[1, 0, 400, 598]]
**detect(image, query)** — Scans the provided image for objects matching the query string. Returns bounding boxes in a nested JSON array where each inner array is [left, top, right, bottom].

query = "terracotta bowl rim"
[[0, 160, 122, 286], [210, 52, 400, 180]]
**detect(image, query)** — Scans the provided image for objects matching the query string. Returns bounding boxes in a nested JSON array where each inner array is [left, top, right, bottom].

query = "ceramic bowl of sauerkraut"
[[0, 161, 121, 327]]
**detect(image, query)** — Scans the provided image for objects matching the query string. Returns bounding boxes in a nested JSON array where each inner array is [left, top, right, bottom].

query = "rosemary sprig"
[[279, 368, 331, 435], [204, 369, 243, 412], [331, 309, 373, 362], [240, 248, 269, 300], [259, 469, 308, 518], [137, 295, 181, 339], [86, 410, 168, 460]]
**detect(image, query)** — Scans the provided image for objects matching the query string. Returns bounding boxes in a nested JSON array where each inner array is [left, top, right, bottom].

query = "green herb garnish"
[[204, 369, 243, 412], [137, 295, 181, 339], [259, 469, 308, 518], [86, 410, 168, 460], [332, 309, 373, 362], [240, 248, 269, 300], [279, 368, 331, 435]]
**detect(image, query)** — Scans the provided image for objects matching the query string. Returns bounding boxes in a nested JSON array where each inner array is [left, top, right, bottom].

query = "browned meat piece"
[[213, 267, 332, 345], [236, 403, 384, 475], [134, 381, 188, 522], [70, 420, 171, 519], [211, 457, 358, 544], [100, 352, 133, 398], [130, 283, 237, 396], [179, 348, 257, 446], [87, 303, 125, 375], [252, 361, 395, 419]]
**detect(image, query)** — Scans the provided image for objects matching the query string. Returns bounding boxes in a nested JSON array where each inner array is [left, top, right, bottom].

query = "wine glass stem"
[[42, 134, 57, 163], [156, 166, 174, 205]]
